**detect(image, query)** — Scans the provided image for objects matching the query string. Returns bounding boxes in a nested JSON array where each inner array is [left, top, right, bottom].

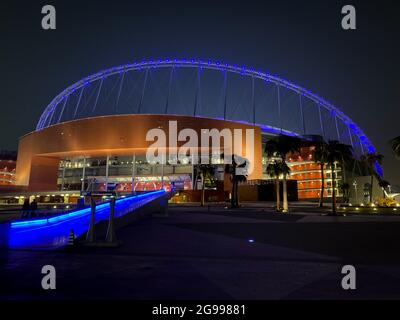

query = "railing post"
[[105, 155, 110, 192], [81, 157, 86, 192], [86, 197, 96, 242], [131, 154, 136, 193], [159, 196, 168, 217], [106, 197, 117, 243]]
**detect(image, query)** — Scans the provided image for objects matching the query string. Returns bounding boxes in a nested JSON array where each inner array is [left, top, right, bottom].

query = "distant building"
[[286, 146, 342, 200]]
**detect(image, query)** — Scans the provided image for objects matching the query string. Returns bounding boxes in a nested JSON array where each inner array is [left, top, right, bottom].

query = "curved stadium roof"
[[36, 58, 376, 162]]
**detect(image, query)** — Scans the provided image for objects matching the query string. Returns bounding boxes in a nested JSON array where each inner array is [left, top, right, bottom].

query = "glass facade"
[[56, 134, 341, 199], [57, 154, 225, 193]]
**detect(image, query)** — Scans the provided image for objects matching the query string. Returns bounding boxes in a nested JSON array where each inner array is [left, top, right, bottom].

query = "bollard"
[[106, 197, 117, 243], [68, 229, 75, 246], [160, 198, 168, 216], [86, 197, 96, 242]]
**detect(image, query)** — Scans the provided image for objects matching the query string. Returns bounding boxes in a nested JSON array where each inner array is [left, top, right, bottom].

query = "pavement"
[[1, 204, 400, 300]]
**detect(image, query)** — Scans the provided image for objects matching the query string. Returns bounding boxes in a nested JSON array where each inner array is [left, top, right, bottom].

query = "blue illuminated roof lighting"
[[36, 58, 377, 165]]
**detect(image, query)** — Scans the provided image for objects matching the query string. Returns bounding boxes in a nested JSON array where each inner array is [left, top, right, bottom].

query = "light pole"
[[86, 197, 96, 242], [353, 180, 358, 204]]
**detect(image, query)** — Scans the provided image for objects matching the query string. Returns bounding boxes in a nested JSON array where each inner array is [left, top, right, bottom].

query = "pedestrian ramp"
[[0, 190, 168, 250]]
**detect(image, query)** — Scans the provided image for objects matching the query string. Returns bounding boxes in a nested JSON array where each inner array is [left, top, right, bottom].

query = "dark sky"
[[1, 0, 400, 184]]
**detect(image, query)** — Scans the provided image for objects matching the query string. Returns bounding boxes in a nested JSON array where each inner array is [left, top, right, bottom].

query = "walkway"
[[1, 206, 400, 299]]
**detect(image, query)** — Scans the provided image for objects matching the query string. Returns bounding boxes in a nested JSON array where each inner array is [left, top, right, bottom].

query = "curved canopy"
[[37, 58, 376, 160]]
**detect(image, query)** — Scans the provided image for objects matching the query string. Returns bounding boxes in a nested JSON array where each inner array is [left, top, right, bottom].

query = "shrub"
[[375, 197, 398, 207]]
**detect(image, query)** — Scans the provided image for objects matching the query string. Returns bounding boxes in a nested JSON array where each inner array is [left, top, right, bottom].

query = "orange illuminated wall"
[[16, 114, 263, 192]]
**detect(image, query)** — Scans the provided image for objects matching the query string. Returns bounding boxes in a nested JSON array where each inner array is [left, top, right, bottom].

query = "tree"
[[265, 135, 301, 212], [390, 136, 400, 158], [325, 141, 353, 215], [378, 180, 390, 198], [340, 151, 352, 187], [266, 160, 290, 211], [339, 181, 350, 204], [225, 155, 248, 208], [338, 146, 354, 202], [360, 152, 384, 204], [313, 140, 329, 208], [196, 164, 215, 206]]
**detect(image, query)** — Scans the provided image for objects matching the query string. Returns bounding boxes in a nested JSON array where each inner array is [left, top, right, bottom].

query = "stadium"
[[10, 59, 378, 204]]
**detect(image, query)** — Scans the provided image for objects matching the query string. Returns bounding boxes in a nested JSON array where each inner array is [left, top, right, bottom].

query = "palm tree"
[[225, 155, 248, 208], [339, 181, 350, 203], [338, 147, 354, 203], [390, 136, 400, 158], [360, 152, 384, 204], [266, 160, 290, 211], [196, 164, 215, 206], [325, 141, 353, 215], [378, 180, 390, 198], [313, 140, 329, 207], [340, 153, 351, 186], [265, 135, 301, 212]]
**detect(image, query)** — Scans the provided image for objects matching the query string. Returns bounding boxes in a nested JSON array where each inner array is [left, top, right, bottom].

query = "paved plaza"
[[1, 204, 400, 300]]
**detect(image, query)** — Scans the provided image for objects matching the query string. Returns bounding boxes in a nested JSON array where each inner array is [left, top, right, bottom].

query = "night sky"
[[1, 0, 400, 185]]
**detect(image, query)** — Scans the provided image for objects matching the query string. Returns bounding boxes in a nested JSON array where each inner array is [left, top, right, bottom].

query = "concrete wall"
[[16, 114, 263, 192], [348, 175, 385, 204]]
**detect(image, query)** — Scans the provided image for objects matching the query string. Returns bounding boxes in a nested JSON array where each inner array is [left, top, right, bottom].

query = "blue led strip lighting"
[[7, 190, 167, 249], [10, 189, 166, 229]]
